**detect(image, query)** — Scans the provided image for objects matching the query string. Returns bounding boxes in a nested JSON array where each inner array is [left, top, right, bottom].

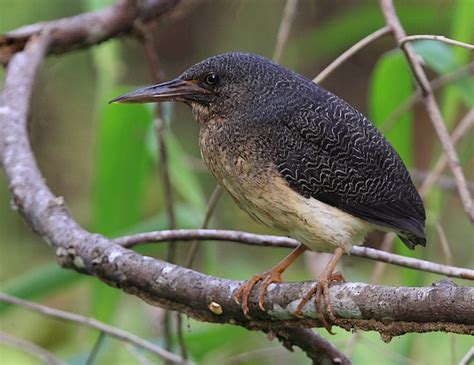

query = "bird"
[[111, 52, 426, 332]]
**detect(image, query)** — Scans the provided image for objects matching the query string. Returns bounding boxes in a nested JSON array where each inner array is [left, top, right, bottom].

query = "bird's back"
[[259, 72, 426, 248]]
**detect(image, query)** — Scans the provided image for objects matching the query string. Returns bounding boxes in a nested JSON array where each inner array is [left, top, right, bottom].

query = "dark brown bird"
[[111, 52, 426, 331]]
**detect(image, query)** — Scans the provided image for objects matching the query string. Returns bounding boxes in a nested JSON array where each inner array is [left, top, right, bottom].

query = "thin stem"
[[381, 0, 474, 221], [381, 61, 474, 134], [273, 0, 299, 62], [86, 332, 106, 365], [399, 35, 474, 51], [436, 224, 453, 267], [0, 331, 66, 365], [134, 21, 185, 362], [184, 185, 223, 268], [410, 170, 474, 193], [313, 26, 391, 84], [0, 293, 190, 365], [114, 229, 474, 280], [459, 347, 474, 365], [419, 109, 474, 196]]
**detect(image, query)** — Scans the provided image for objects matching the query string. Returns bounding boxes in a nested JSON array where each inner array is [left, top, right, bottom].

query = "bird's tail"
[[398, 233, 426, 250]]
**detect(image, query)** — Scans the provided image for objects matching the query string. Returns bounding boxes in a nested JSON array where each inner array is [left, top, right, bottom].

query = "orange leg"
[[294, 247, 345, 334], [233, 245, 307, 317]]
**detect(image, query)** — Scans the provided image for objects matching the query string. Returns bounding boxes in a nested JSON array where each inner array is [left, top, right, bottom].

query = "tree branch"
[[114, 229, 474, 280], [0, 0, 187, 64], [380, 0, 474, 222], [313, 26, 391, 84], [399, 35, 474, 51]]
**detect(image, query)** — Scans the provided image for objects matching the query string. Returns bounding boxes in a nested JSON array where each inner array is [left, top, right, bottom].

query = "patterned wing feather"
[[273, 82, 426, 249]]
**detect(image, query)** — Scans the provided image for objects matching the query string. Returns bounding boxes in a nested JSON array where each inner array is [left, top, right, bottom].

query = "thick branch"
[[0, 0, 185, 64]]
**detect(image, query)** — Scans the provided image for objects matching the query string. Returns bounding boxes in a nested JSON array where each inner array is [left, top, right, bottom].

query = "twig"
[[273, 0, 299, 62], [436, 223, 456, 365], [0, 293, 190, 365], [368, 233, 397, 285], [381, 0, 474, 222], [410, 170, 474, 194], [313, 26, 391, 84], [399, 35, 474, 51], [381, 61, 474, 133], [459, 347, 474, 365], [86, 332, 106, 365], [436, 224, 454, 267], [0, 331, 66, 365], [419, 109, 474, 196], [114, 229, 474, 280], [134, 21, 184, 362], [184, 185, 223, 268]]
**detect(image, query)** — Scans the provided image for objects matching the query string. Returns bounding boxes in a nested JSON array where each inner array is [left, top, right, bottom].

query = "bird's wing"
[[274, 86, 426, 248]]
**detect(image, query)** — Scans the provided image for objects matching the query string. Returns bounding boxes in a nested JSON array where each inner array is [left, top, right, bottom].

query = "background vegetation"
[[1, 0, 473, 364]]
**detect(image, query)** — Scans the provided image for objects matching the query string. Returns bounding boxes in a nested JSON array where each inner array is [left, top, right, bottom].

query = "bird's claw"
[[294, 272, 346, 334], [233, 271, 282, 317]]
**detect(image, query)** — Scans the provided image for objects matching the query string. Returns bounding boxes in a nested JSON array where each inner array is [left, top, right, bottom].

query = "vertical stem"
[[134, 21, 187, 362]]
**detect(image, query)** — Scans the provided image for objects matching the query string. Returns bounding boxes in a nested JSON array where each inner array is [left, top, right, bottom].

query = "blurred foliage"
[[1, 0, 473, 364]]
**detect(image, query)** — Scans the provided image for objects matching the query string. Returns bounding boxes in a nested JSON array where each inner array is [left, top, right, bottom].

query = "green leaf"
[[0, 264, 81, 314], [369, 50, 423, 295], [441, 0, 474, 124], [91, 87, 154, 323], [413, 41, 474, 108], [289, 3, 453, 70], [148, 125, 206, 212], [92, 90, 153, 234], [369, 49, 414, 166]]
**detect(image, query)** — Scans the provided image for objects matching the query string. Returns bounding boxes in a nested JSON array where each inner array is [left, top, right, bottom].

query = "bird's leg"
[[294, 247, 345, 334], [233, 245, 307, 317]]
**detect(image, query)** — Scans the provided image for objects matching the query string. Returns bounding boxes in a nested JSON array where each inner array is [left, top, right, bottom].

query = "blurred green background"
[[1, 0, 473, 364]]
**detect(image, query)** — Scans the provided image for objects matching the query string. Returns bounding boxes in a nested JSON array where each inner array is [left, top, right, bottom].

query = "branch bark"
[[0, 0, 186, 64]]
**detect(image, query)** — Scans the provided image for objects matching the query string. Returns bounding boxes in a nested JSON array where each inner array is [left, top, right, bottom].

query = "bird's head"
[[111, 52, 295, 123]]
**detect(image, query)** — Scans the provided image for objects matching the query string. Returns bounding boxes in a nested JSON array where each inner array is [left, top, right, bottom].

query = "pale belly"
[[199, 130, 371, 253]]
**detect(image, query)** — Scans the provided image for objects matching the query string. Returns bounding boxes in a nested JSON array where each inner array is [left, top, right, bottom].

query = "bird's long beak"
[[109, 78, 211, 104]]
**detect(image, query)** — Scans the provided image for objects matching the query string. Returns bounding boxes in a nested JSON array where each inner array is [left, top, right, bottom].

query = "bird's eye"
[[204, 73, 219, 86]]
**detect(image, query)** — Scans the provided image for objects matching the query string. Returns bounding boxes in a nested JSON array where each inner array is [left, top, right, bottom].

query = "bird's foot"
[[233, 270, 283, 317], [294, 272, 346, 334]]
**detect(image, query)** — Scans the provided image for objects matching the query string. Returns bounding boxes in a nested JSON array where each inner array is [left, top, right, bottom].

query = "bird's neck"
[[190, 102, 214, 125]]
